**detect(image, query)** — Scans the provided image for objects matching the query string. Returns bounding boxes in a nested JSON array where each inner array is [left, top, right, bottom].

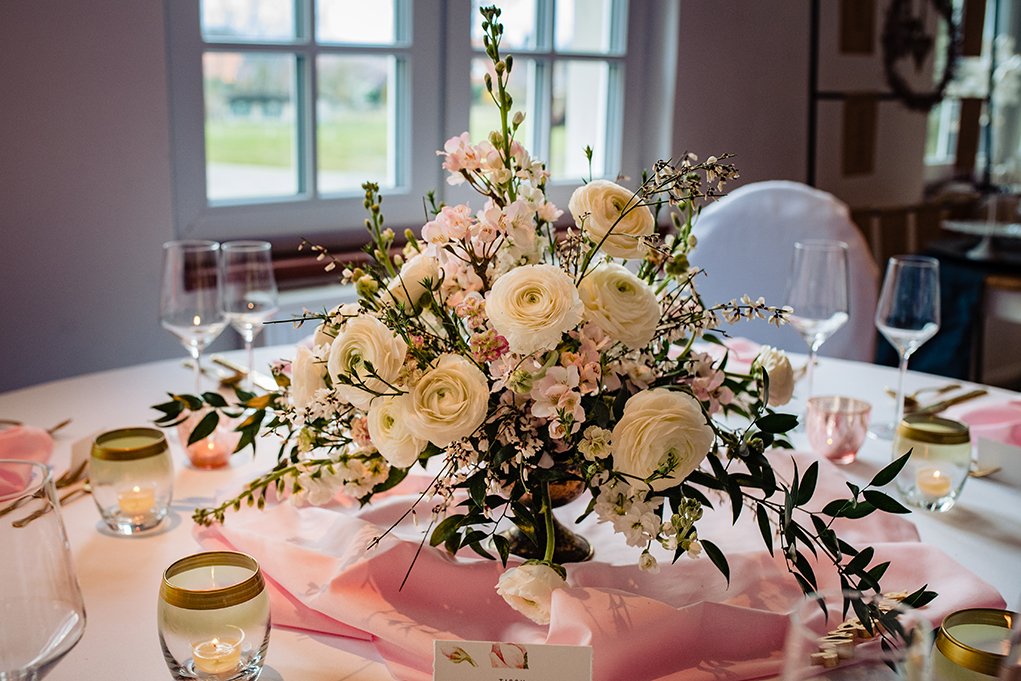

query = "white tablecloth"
[[2, 347, 1019, 680]]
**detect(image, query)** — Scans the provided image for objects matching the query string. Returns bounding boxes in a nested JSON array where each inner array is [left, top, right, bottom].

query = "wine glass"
[[874, 255, 941, 438], [219, 241, 279, 390], [0, 460, 86, 679], [160, 240, 227, 394], [783, 240, 850, 401], [783, 589, 932, 680]]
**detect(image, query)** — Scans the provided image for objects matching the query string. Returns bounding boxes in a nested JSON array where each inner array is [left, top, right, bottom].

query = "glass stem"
[[805, 346, 818, 401], [245, 338, 254, 392], [893, 351, 910, 432], [190, 345, 203, 395]]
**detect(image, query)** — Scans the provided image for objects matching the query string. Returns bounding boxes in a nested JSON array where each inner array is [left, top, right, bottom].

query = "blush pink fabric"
[[196, 452, 1005, 681], [0, 425, 54, 496]]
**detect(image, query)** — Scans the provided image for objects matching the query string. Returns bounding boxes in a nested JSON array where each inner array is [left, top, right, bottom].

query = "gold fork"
[[11, 480, 91, 528]]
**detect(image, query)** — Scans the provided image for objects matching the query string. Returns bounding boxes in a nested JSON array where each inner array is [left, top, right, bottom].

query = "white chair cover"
[[690, 180, 879, 362]]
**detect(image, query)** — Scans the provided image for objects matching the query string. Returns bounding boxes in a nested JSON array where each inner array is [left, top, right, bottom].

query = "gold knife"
[[210, 355, 278, 392], [912, 389, 988, 416]]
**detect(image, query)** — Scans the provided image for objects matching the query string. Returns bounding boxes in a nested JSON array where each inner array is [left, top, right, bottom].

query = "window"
[[166, 0, 667, 243]]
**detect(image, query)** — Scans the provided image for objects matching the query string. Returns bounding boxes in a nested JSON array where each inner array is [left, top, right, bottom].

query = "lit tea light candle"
[[117, 486, 155, 515], [192, 629, 243, 675], [916, 467, 952, 498]]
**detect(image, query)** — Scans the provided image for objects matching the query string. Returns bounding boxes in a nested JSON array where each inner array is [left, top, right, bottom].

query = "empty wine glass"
[[874, 255, 941, 439], [161, 241, 227, 394], [784, 240, 850, 401], [1, 460, 86, 679], [219, 241, 279, 390], [783, 589, 932, 680]]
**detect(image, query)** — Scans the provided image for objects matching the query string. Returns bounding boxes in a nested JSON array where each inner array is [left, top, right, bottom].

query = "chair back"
[[690, 181, 880, 361]]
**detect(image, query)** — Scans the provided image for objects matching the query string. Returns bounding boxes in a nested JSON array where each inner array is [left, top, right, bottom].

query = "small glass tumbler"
[[158, 551, 271, 681], [893, 414, 971, 512], [177, 410, 241, 470], [90, 427, 173, 534], [805, 396, 871, 465]]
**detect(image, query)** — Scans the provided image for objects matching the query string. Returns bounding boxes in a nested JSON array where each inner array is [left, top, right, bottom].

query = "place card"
[[434, 640, 592, 681]]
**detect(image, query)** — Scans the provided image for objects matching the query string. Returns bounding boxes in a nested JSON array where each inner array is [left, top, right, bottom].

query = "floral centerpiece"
[[155, 6, 930, 627]]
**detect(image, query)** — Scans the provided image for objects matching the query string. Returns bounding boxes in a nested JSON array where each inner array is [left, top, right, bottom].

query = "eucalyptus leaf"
[[187, 410, 220, 446]]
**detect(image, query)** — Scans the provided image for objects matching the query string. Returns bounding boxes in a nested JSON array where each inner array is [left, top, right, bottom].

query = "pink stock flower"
[[469, 329, 510, 363], [530, 366, 585, 431], [438, 132, 481, 183], [350, 416, 372, 448], [455, 292, 487, 329]]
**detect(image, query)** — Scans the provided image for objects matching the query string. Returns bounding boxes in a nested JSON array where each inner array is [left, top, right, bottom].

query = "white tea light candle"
[[192, 628, 244, 675], [916, 467, 952, 498], [117, 486, 155, 515]]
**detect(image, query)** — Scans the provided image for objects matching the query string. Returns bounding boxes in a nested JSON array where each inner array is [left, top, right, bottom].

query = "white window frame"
[[166, 0, 672, 241]]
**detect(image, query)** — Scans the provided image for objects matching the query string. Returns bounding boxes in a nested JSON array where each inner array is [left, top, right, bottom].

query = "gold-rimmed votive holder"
[[933, 608, 1018, 680], [90, 427, 173, 534], [893, 414, 972, 512], [158, 551, 271, 681]]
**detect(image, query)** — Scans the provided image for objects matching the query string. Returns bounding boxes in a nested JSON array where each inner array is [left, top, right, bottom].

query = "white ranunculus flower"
[[496, 563, 569, 625], [291, 345, 328, 410], [327, 316, 408, 410], [568, 179, 654, 259], [402, 354, 489, 446], [611, 388, 714, 490], [577, 262, 661, 350], [312, 303, 359, 349], [756, 346, 795, 407], [486, 264, 583, 357], [367, 395, 426, 468], [385, 254, 441, 310]]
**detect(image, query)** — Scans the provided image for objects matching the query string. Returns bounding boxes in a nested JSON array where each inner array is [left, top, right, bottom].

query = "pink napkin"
[[0, 425, 53, 497], [948, 400, 1021, 447], [196, 452, 1005, 681]]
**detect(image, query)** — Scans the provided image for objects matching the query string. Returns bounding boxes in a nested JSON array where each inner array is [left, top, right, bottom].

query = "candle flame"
[[133, 486, 140, 493], [193, 315, 201, 325]]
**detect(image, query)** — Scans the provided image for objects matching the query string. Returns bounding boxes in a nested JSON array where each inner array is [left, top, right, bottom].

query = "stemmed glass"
[[219, 241, 279, 390], [783, 589, 932, 680], [160, 240, 227, 394], [783, 240, 850, 401], [874, 255, 941, 438], [1, 460, 87, 679]]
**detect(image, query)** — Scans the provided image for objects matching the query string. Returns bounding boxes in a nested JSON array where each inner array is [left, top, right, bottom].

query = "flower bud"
[[355, 275, 379, 297], [512, 111, 525, 126]]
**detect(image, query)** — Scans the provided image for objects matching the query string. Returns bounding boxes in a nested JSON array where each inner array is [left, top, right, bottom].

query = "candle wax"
[[192, 636, 242, 674], [117, 486, 155, 515], [916, 467, 952, 497]]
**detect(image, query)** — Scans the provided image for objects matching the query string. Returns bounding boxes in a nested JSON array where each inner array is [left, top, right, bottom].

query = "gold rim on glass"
[[896, 414, 970, 445], [936, 608, 1017, 676], [160, 551, 265, 610], [92, 427, 169, 461]]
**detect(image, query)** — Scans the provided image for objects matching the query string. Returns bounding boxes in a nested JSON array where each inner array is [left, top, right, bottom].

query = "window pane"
[[471, 0, 538, 51], [555, 0, 612, 53], [203, 52, 298, 201], [317, 55, 393, 194], [201, 0, 295, 41], [470, 57, 532, 152], [550, 60, 609, 179], [317, 0, 395, 44]]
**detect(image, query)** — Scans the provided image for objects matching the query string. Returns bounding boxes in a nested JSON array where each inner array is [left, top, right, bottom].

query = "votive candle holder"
[[158, 551, 270, 681], [90, 427, 173, 534], [893, 414, 971, 512]]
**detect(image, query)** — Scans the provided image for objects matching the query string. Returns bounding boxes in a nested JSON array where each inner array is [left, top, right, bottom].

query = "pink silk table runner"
[[196, 451, 1005, 680]]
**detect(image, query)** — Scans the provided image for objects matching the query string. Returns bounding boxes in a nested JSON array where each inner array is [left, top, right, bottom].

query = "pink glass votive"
[[806, 396, 871, 465], [176, 410, 241, 469]]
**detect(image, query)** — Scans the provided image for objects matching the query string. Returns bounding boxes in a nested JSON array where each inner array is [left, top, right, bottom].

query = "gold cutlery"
[[210, 355, 278, 392], [884, 384, 962, 412], [182, 359, 244, 387], [11, 480, 91, 528], [969, 465, 1002, 479], [911, 389, 988, 416]]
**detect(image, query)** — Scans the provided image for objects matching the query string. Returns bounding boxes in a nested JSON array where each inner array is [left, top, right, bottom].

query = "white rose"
[[756, 346, 795, 407], [577, 263, 661, 350], [403, 354, 489, 447], [291, 345, 327, 410], [327, 316, 408, 410], [611, 388, 714, 490], [568, 179, 654, 259], [496, 563, 569, 625], [367, 395, 426, 468], [385, 255, 441, 310], [486, 264, 583, 357]]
